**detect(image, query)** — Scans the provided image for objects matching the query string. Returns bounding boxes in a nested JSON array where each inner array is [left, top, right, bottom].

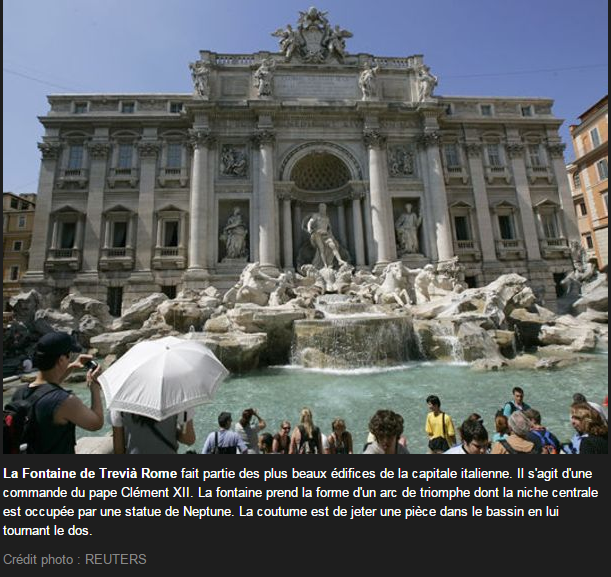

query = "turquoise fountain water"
[[69, 353, 607, 454]]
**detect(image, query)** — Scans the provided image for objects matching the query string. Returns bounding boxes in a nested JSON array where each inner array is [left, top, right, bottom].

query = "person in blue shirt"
[[503, 386, 531, 417], [202, 412, 248, 454]]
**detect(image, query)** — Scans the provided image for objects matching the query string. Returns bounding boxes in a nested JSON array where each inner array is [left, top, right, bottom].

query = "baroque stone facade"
[[24, 8, 578, 313]]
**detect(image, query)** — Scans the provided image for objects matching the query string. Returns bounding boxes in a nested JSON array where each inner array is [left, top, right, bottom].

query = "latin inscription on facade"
[[221, 76, 250, 97], [275, 74, 358, 98]]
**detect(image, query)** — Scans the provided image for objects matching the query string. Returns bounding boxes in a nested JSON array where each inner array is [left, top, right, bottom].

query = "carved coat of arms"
[[271, 7, 352, 63]]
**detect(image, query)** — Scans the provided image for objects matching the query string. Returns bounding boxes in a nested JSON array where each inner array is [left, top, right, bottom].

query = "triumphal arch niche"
[[29, 6, 576, 310], [182, 4, 450, 285]]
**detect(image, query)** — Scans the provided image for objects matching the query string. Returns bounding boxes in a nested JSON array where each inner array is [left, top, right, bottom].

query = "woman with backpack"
[[289, 407, 323, 454]]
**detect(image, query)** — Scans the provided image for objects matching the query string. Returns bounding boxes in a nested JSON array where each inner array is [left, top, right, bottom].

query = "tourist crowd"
[[193, 386, 607, 455]]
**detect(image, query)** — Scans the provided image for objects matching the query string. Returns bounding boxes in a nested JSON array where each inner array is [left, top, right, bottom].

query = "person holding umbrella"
[[110, 410, 195, 454], [99, 336, 229, 454]]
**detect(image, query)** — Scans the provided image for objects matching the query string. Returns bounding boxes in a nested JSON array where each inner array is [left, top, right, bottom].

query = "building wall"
[[3, 193, 36, 309], [23, 54, 577, 313], [568, 96, 608, 268]]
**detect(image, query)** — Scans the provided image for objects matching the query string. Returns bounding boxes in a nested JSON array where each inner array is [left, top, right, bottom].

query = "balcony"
[[485, 165, 511, 185], [157, 167, 188, 188], [453, 239, 481, 261], [152, 246, 187, 269], [443, 165, 469, 185], [45, 248, 81, 271], [527, 165, 553, 185], [495, 239, 525, 260], [107, 167, 139, 188], [57, 168, 88, 189], [540, 237, 571, 259], [99, 247, 135, 270]]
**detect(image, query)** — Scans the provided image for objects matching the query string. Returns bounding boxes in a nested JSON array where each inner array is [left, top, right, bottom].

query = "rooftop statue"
[[271, 7, 352, 63], [189, 61, 211, 98], [417, 64, 438, 101]]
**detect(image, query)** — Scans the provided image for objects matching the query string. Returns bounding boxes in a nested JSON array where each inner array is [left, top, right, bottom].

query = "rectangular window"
[[74, 102, 88, 114], [444, 144, 460, 168], [117, 144, 133, 169], [121, 101, 135, 114], [573, 172, 581, 189], [163, 221, 179, 247], [166, 143, 182, 168], [585, 234, 594, 249], [445, 104, 453, 116], [590, 127, 601, 148], [498, 215, 515, 239], [521, 105, 533, 117], [528, 144, 542, 167], [464, 276, 477, 289], [17, 215, 26, 228], [112, 221, 128, 248], [454, 215, 471, 241], [596, 159, 608, 181], [59, 222, 76, 249], [107, 287, 123, 317], [67, 145, 84, 170], [10, 198, 19, 209], [9, 265, 19, 281], [12, 240, 23, 251], [161, 285, 177, 299], [579, 201, 588, 216], [480, 104, 492, 116], [487, 144, 502, 167], [603, 191, 608, 215], [541, 213, 558, 238], [169, 102, 183, 113]]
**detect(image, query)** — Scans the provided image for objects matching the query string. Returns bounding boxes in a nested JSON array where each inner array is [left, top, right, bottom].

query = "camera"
[[84, 360, 99, 371]]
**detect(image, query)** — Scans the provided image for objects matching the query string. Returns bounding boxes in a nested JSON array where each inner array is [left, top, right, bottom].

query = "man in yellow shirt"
[[425, 395, 456, 452]]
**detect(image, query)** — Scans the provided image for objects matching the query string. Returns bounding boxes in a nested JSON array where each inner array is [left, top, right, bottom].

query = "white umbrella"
[[98, 336, 229, 421]]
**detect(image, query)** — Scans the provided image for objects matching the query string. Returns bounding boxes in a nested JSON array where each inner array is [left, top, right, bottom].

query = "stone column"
[[336, 201, 348, 248], [548, 142, 579, 241], [420, 132, 454, 262], [186, 129, 215, 275], [465, 143, 498, 263], [281, 194, 293, 270], [23, 142, 62, 282], [80, 141, 110, 274], [364, 130, 396, 266], [133, 141, 160, 272], [507, 143, 542, 261], [253, 130, 277, 270], [351, 190, 366, 267]]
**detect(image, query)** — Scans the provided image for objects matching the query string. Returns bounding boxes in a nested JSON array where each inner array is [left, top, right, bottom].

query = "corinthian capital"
[[37, 142, 62, 159], [464, 143, 481, 158], [417, 132, 440, 148], [88, 142, 111, 158], [546, 142, 566, 158], [137, 141, 161, 157], [506, 143, 525, 158], [363, 130, 386, 149], [188, 129, 216, 149], [251, 130, 276, 147]]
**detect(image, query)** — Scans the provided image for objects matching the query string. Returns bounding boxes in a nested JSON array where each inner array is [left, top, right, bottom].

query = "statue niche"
[[290, 152, 353, 271]]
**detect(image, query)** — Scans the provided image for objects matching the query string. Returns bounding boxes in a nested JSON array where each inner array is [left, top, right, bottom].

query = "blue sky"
[[3, 0, 608, 193]]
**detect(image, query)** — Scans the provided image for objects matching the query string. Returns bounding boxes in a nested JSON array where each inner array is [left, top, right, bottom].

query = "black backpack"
[[495, 402, 517, 418], [3, 384, 57, 454], [499, 439, 539, 454]]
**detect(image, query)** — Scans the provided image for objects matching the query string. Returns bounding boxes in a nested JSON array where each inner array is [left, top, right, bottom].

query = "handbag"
[[428, 412, 450, 452]]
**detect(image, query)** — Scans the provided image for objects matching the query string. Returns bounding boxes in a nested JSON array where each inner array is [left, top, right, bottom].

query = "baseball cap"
[[36, 331, 82, 358]]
